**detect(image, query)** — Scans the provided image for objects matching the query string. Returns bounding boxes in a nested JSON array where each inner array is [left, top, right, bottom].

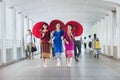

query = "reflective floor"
[[0, 51, 120, 80]]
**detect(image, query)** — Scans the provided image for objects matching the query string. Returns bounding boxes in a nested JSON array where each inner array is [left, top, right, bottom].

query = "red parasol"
[[49, 19, 65, 31], [32, 22, 48, 38], [66, 21, 83, 36]]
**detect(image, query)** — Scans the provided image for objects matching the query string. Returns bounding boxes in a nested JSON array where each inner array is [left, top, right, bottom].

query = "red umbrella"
[[49, 19, 65, 31], [66, 21, 83, 36], [32, 22, 48, 38]]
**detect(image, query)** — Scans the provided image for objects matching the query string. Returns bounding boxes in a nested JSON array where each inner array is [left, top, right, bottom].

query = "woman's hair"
[[56, 22, 61, 26], [84, 36, 86, 39], [27, 29, 31, 32], [89, 35, 91, 38], [68, 24, 72, 27], [93, 33, 97, 39], [93, 33, 96, 37], [56, 22, 62, 29], [41, 23, 48, 30], [27, 29, 31, 34], [43, 23, 48, 26]]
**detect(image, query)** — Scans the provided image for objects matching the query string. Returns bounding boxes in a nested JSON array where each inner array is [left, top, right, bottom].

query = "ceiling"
[[3, 0, 118, 28]]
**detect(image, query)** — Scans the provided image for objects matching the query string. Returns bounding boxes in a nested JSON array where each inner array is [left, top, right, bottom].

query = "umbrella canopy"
[[32, 22, 48, 38], [65, 21, 83, 36], [49, 19, 65, 31]]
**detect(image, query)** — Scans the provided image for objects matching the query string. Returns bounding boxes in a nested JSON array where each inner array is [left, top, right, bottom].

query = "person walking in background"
[[80, 36, 83, 49], [88, 35, 92, 54], [50, 33, 55, 59], [92, 34, 100, 58], [63, 24, 74, 68], [80, 37, 83, 45], [25, 29, 34, 59], [40, 23, 51, 67], [52, 23, 64, 67], [74, 36, 82, 62], [83, 36, 87, 50]]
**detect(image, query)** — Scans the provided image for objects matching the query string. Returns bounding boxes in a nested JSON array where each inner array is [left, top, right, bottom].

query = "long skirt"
[[65, 50, 74, 58], [41, 42, 50, 58]]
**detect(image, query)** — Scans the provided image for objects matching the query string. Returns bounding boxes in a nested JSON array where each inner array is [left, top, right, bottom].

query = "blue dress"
[[53, 30, 64, 57]]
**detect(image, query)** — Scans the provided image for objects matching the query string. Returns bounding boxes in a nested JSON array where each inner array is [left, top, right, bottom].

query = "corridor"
[[1, 0, 120, 80], [0, 52, 120, 80]]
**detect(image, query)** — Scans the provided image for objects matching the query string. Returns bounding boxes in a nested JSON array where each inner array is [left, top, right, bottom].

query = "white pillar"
[[9, 7, 17, 60], [100, 19, 104, 54], [17, 12, 25, 58], [112, 11, 117, 58], [29, 19, 34, 30], [116, 5, 120, 58], [103, 18, 106, 54], [109, 11, 114, 57], [104, 16, 109, 55], [24, 16, 29, 39], [0, 2, 6, 64]]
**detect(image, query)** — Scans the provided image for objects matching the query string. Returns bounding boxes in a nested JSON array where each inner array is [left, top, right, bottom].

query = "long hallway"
[[0, 51, 120, 80], [1, 0, 120, 80]]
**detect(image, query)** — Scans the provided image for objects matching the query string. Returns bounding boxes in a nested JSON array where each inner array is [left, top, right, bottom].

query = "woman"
[[84, 36, 87, 50], [52, 23, 64, 67], [63, 25, 74, 68], [88, 35, 92, 54], [40, 23, 51, 67]]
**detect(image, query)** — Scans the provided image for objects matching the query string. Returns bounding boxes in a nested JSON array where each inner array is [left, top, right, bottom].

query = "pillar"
[[17, 12, 25, 58], [9, 7, 17, 60], [116, 5, 120, 58], [0, 2, 6, 64]]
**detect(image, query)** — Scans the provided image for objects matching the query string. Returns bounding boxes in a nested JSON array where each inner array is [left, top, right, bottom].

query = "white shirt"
[[25, 34, 34, 43], [88, 38, 92, 42], [75, 36, 80, 41]]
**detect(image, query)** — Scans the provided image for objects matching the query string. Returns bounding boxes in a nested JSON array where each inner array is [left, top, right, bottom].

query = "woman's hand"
[[50, 31, 54, 38], [39, 40, 42, 44], [42, 33, 45, 38], [48, 39, 52, 43], [66, 41, 69, 45], [64, 39, 69, 45], [32, 44, 36, 47]]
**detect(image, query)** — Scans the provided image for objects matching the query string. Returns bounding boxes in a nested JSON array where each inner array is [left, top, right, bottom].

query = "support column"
[[103, 18, 106, 54], [10, 7, 17, 60], [109, 11, 114, 57], [0, 2, 6, 64], [100, 19, 104, 54], [29, 19, 34, 30], [104, 16, 109, 55], [17, 12, 25, 58], [116, 5, 120, 58], [24, 16, 29, 39]]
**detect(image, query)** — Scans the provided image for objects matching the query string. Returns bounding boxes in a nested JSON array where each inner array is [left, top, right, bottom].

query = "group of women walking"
[[40, 22, 75, 68]]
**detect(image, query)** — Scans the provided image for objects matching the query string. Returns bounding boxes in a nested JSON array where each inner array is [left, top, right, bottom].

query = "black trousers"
[[52, 47, 55, 57], [84, 43, 87, 49], [74, 40, 81, 58]]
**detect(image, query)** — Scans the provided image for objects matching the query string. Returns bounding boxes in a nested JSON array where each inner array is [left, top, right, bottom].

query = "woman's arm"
[[63, 38, 69, 45], [63, 32, 69, 45]]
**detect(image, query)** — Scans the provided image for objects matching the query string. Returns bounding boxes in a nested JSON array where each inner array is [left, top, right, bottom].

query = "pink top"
[[63, 32, 74, 50]]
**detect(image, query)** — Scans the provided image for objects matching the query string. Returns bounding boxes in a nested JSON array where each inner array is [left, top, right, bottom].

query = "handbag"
[[31, 44, 37, 52]]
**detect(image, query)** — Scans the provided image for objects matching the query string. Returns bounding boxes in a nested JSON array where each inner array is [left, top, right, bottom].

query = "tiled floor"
[[0, 51, 120, 80]]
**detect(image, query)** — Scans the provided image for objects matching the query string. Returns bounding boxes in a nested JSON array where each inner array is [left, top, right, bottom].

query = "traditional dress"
[[63, 32, 74, 58], [40, 30, 51, 58], [53, 30, 64, 58]]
